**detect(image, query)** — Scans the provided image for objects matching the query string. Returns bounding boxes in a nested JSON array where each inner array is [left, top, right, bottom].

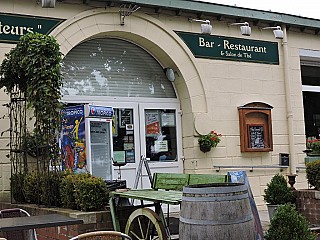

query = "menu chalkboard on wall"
[[249, 125, 265, 149]]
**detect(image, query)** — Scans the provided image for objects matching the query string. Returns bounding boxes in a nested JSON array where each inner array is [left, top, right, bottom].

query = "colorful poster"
[[227, 171, 264, 240], [126, 150, 135, 163], [112, 110, 118, 137], [60, 105, 87, 173], [146, 111, 160, 136]]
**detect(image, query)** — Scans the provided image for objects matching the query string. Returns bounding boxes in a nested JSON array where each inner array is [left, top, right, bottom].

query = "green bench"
[[152, 172, 229, 191]]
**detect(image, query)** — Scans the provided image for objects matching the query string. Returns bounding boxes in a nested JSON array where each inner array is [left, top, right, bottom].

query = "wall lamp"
[[188, 18, 212, 35], [40, 0, 56, 8], [164, 68, 176, 82], [229, 22, 251, 36], [262, 26, 284, 39]]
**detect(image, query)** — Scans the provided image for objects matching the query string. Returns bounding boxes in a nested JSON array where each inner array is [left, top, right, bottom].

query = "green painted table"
[[109, 173, 227, 240], [111, 189, 183, 205], [109, 189, 182, 240]]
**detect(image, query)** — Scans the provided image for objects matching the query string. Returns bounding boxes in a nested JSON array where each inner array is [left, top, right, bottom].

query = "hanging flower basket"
[[198, 130, 222, 153], [200, 144, 212, 153]]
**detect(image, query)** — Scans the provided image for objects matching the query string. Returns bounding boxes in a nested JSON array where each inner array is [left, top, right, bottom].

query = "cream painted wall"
[[0, 43, 12, 201], [0, 0, 318, 207]]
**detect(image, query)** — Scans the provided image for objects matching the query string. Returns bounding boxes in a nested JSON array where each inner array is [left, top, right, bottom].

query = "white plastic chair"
[[69, 230, 132, 240]]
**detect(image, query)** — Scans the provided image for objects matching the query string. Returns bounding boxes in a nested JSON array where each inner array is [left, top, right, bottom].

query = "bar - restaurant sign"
[[0, 13, 64, 43], [176, 31, 279, 65]]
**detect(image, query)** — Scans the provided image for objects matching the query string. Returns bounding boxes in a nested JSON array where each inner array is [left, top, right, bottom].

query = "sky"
[[198, 0, 320, 20]]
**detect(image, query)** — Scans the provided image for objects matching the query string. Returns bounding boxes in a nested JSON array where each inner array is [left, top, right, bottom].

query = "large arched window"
[[61, 38, 176, 98]]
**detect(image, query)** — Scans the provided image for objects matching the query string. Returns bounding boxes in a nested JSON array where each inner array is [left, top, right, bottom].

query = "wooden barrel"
[[179, 183, 255, 240]]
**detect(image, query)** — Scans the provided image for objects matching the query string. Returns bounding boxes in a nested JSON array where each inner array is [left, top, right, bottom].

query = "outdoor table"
[[109, 188, 183, 240], [0, 213, 83, 232], [109, 173, 228, 240]]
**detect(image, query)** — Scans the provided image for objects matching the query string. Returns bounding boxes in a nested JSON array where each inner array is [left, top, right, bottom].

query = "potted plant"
[[263, 174, 295, 220], [294, 160, 320, 226], [305, 138, 320, 156], [306, 160, 320, 190], [304, 138, 320, 164], [265, 203, 316, 240], [198, 130, 222, 153]]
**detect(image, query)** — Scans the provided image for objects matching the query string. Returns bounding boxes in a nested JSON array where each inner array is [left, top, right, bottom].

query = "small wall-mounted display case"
[[238, 102, 273, 152]]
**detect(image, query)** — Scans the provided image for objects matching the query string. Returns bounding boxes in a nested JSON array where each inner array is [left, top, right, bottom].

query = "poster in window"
[[61, 105, 87, 173], [112, 110, 118, 137], [124, 143, 134, 150], [123, 136, 129, 143], [248, 125, 265, 149], [119, 109, 133, 128], [113, 151, 126, 164], [154, 140, 168, 153], [146, 111, 160, 136], [126, 150, 135, 163], [161, 113, 176, 127]]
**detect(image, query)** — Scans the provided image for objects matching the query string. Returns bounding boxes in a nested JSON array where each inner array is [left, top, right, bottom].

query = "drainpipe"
[[282, 25, 296, 175]]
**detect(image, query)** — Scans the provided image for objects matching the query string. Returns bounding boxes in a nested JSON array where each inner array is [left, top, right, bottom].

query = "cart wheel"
[[125, 208, 168, 240]]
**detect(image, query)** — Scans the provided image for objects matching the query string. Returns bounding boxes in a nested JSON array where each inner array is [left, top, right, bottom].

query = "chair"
[[0, 208, 38, 240], [69, 231, 132, 240]]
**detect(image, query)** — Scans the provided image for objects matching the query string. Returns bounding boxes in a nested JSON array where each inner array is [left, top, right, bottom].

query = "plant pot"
[[200, 144, 211, 153], [267, 204, 278, 221], [305, 155, 320, 164], [306, 152, 320, 156]]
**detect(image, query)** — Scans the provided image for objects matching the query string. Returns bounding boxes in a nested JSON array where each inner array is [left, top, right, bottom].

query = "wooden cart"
[[109, 173, 228, 240]]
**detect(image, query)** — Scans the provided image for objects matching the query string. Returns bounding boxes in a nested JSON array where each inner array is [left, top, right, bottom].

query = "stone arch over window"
[[50, 9, 207, 127]]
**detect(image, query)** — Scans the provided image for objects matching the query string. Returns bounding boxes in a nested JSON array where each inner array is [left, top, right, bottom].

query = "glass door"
[[144, 109, 178, 162], [89, 101, 182, 188], [138, 102, 183, 188], [108, 102, 139, 188]]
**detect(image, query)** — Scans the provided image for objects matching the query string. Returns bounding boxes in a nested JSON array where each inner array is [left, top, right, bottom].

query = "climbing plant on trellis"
[[0, 32, 63, 206]]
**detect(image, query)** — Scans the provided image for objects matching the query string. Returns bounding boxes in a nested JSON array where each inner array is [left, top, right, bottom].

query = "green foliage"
[[306, 139, 320, 154], [306, 160, 320, 190], [14, 171, 109, 212], [0, 32, 64, 170], [264, 174, 295, 205], [40, 171, 65, 207], [0, 32, 63, 117], [0, 46, 27, 93], [10, 172, 26, 203], [23, 171, 41, 204], [265, 204, 316, 240], [74, 174, 109, 211], [17, 33, 63, 133], [22, 171, 64, 206], [23, 130, 48, 158], [60, 173, 109, 211], [198, 130, 222, 148], [60, 174, 78, 210]]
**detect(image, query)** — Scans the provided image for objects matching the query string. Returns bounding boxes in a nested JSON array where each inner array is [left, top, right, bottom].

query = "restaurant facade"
[[1, 0, 320, 209]]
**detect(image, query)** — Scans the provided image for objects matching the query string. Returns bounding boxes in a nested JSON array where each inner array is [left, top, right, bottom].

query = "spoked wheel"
[[125, 208, 168, 240]]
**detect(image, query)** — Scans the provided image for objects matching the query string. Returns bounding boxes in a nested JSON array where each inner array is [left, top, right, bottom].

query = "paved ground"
[[259, 209, 271, 233]]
